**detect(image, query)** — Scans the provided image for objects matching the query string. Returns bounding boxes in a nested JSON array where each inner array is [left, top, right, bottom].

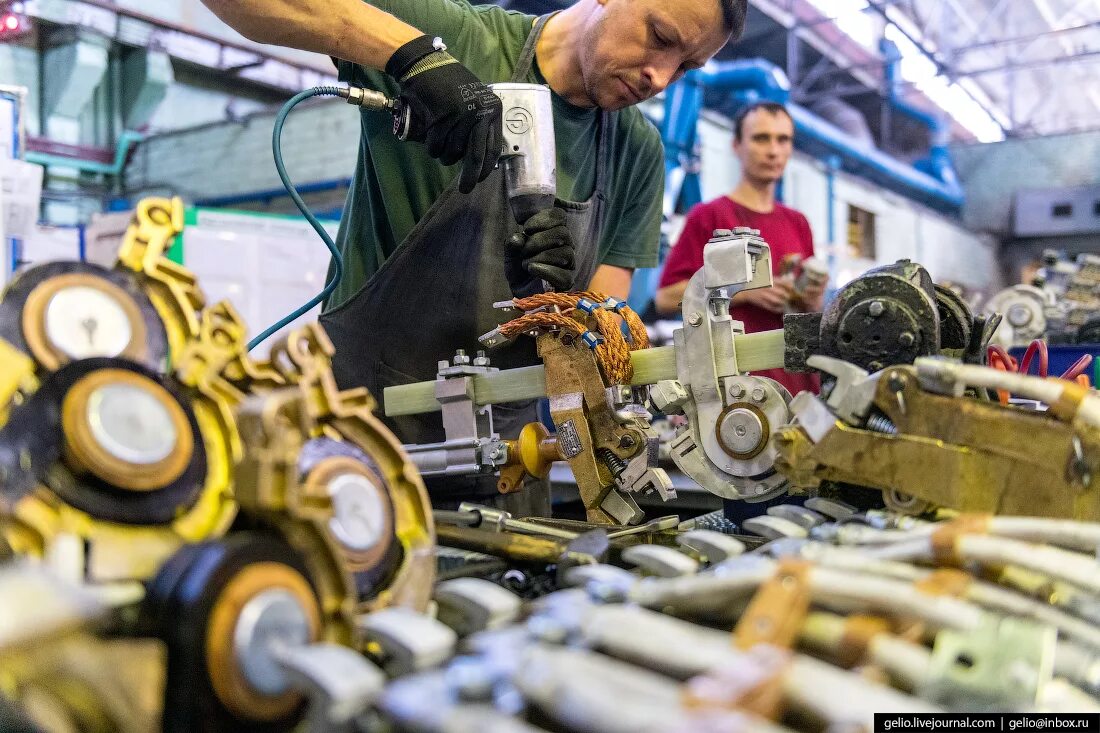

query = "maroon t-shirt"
[[659, 196, 821, 396]]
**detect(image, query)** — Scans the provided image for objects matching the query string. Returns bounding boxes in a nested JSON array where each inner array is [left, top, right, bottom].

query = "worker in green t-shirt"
[[201, 0, 744, 471]]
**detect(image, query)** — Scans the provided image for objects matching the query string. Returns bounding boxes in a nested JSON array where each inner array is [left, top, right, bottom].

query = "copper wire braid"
[[512, 292, 589, 312], [589, 307, 633, 384], [503, 291, 645, 384], [498, 312, 587, 341], [621, 307, 650, 350], [511, 291, 650, 350]]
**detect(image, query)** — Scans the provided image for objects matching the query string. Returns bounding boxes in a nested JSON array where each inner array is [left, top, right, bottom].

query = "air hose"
[[248, 85, 401, 351]]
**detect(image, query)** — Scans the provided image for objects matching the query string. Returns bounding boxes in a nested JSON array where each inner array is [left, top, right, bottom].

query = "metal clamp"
[[434, 578, 522, 636], [403, 350, 510, 478], [620, 544, 699, 577], [677, 529, 747, 564], [357, 608, 458, 676], [922, 616, 1055, 711], [667, 229, 793, 502], [273, 642, 386, 729]]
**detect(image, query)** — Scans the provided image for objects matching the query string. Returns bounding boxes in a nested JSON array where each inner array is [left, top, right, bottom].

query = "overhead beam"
[[954, 48, 1100, 78], [948, 20, 1099, 55]]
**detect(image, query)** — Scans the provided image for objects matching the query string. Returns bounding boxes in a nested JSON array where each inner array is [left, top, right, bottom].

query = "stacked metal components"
[[0, 198, 436, 732], [11, 505, 1100, 731], [372, 507, 1100, 731]]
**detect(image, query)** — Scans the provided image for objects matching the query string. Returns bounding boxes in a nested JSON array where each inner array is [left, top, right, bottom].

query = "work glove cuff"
[[386, 35, 451, 80]]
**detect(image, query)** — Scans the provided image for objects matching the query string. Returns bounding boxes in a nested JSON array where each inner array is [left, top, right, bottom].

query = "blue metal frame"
[[1, 86, 26, 277], [25, 131, 144, 176]]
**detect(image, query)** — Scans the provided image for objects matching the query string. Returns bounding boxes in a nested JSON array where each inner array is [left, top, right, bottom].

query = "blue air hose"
[[247, 85, 347, 352]]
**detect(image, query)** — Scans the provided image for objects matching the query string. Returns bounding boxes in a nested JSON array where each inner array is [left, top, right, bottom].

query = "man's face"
[[577, 0, 731, 111], [733, 108, 794, 184]]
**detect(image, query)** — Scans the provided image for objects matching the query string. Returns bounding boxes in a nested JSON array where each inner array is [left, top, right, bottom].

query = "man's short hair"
[[733, 101, 793, 141], [720, 0, 748, 37]]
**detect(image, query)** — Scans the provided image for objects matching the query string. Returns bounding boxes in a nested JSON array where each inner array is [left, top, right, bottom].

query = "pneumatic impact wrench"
[[344, 82, 556, 224]]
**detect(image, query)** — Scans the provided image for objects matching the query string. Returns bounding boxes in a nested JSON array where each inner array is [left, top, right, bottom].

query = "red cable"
[[1060, 354, 1093, 382], [987, 344, 1016, 372], [1019, 339, 1048, 377], [986, 346, 1013, 405]]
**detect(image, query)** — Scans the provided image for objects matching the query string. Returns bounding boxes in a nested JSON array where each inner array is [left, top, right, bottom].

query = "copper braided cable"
[[511, 291, 650, 350], [589, 307, 632, 384], [498, 312, 586, 341], [500, 309, 627, 383], [576, 291, 651, 350], [620, 306, 650, 349], [502, 291, 640, 384], [512, 292, 588, 312]]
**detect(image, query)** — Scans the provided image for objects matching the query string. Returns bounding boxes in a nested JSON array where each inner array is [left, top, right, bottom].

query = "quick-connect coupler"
[[339, 86, 398, 112]]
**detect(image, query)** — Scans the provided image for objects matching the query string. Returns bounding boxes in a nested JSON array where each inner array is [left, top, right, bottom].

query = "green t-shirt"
[[325, 0, 664, 310]]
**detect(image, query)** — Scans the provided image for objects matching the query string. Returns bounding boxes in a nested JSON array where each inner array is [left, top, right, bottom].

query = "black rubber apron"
[[321, 14, 614, 451]]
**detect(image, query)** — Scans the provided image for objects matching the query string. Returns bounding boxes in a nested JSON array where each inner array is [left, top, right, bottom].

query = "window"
[[1052, 203, 1073, 218], [847, 204, 877, 259]]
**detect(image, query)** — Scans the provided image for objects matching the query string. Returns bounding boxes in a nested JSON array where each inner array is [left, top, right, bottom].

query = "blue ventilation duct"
[[880, 39, 961, 196], [659, 58, 964, 215], [660, 76, 705, 213]]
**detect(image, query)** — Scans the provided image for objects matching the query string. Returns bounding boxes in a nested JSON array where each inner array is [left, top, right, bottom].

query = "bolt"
[[473, 349, 490, 367], [453, 349, 471, 365], [755, 483, 768, 495], [751, 387, 766, 403], [618, 434, 637, 449], [489, 446, 503, 460], [735, 426, 747, 437], [898, 331, 915, 347], [868, 300, 885, 317], [1007, 304, 1032, 327], [438, 360, 449, 372], [687, 312, 703, 327], [729, 384, 746, 399]]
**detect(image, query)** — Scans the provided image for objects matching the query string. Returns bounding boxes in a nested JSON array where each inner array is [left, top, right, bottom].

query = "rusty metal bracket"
[[539, 333, 670, 525], [775, 364, 1100, 519]]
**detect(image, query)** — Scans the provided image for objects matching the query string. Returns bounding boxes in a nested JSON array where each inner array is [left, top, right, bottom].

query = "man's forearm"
[[589, 265, 633, 302], [202, 0, 421, 70], [654, 280, 688, 315]]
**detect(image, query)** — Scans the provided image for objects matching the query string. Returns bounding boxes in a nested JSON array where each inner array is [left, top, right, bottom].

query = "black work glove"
[[387, 35, 503, 194], [505, 206, 576, 298]]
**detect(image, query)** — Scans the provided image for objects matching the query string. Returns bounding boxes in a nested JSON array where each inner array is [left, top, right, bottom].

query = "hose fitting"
[[340, 86, 398, 112]]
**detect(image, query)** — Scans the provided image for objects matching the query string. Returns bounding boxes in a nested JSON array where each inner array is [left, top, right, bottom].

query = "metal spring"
[[597, 448, 628, 476], [866, 414, 898, 435]]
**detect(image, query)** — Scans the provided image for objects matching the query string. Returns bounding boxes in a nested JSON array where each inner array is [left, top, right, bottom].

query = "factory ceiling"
[[880, 0, 1100, 138]]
